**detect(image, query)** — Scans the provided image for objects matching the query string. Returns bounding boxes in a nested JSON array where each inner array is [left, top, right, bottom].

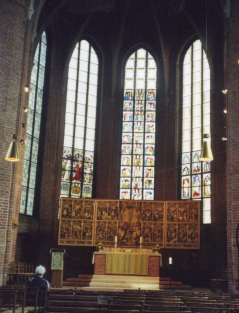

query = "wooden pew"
[[0, 287, 40, 313], [8, 263, 34, 286], [0, 288, 20, 313], [141, 310, 191, 313], [142, 304, 189, 311], [145, 301, 185, 307], [23, 286, 48, 313], [190, 307, 235, 313]]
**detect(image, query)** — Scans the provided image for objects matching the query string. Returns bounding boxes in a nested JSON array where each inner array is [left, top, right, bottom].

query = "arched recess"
[[119, 46, 158, 200], [60, 38, 102, 199], [179, 38, 212, 224], [20, 31, 47, 216], [16, 232, 38, 264]]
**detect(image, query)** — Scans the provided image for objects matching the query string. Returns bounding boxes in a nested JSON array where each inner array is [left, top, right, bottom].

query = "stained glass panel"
[[181, 40, 211, 224], [60, 40, 98, 198], [120, 49, 157, 200], [181, 176, 190, 199], [20, 32, 47, 215], [203, 198, 211, 223]]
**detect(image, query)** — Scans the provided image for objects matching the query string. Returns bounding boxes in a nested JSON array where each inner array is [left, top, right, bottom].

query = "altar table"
[[94, 250, 161, 277], [106, 252, 148, 275]]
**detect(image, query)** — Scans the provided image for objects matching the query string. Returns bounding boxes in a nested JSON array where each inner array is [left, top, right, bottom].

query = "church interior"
[[1, 0, 239, 295]]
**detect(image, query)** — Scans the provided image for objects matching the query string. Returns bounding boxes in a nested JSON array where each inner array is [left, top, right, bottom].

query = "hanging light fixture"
[[5, 134, 20, 162], [199, 134, 213, 162]]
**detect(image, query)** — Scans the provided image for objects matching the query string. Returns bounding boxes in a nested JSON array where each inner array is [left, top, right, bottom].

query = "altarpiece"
[[58, 198, 200, 249]]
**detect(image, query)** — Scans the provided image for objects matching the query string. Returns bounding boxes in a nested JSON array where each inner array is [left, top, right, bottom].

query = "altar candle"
[[115, 236, 117, 243], [140, 236, 142, 244], [169, 257, 172, 265]]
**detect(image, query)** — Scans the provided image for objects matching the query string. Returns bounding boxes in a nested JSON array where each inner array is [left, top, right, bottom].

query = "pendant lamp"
[[199, 134, 213, 162], [5, 134, 20, 162]]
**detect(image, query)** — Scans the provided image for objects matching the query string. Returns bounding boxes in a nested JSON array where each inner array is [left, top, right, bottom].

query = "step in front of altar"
[[64, 274, 192, 290], [89, 275, 160, 290]]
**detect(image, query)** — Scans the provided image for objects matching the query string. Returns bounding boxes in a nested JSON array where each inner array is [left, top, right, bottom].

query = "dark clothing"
[[27, 275, 50, 312]]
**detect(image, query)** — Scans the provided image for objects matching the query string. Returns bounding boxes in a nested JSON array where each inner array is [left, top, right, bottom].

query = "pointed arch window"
[[120, 48, 157, 200], [181, 39, 211, 224], [20, 32, 47, 215], [60, 40, 99, 198]]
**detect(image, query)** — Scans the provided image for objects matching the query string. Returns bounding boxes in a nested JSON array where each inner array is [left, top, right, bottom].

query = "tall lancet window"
[[181, 39, 211, 224], [60, 40, 99, 198], [20, 32, 47, 215], [120, 48, 157, 200]]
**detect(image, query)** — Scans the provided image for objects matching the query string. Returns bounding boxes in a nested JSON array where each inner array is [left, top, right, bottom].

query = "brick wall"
[[94, 255, 106, 275], [226, 0, 239, 294], [148, 256, 160, 277], [0, 0, 30, 285]]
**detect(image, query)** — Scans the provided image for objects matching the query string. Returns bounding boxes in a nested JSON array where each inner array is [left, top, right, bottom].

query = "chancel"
[[0, 0, 238, 298]]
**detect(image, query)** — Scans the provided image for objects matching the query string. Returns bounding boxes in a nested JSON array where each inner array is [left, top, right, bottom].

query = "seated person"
[[27, 265, 50, 313]]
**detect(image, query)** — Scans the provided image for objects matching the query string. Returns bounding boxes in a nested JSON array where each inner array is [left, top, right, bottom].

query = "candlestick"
[[169, 257, 172, 265], [114, 236, 117, 252], [139, 236, 143, 252]]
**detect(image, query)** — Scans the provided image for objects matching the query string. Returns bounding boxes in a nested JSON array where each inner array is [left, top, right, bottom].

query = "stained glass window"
[[181, 40, 211, 224], [120, 49, 157, 200], [20, 32, 47, 215], [60, 40, 98, 198]]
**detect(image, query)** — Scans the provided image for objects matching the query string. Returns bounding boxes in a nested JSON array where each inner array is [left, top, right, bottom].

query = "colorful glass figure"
[[61, 40, 98, 198], [120, 49, 157, 200], [181, 40, 211, 223]]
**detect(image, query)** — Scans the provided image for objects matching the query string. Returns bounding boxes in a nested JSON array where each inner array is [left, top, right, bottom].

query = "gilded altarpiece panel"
[[165, 201, 200, 249], [118, 201, 142, 246], [95, 201, 119, 246], [59, 199, 95, 246], [58, 198, 200, 249], [141, 202, 164, 248]]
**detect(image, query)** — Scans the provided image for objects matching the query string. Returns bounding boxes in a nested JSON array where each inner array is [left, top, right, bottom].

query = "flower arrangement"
[[96, 242, 104, 251], [152, 244, 160, 252]]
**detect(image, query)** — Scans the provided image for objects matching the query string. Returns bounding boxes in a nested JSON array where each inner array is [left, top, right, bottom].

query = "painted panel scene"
[[58, 198, 200, 249]]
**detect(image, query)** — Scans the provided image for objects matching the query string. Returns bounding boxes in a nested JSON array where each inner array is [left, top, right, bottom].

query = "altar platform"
[[87, 274, 160, 290], [63, 274, 193, 291], [62, 249, 192, 290]]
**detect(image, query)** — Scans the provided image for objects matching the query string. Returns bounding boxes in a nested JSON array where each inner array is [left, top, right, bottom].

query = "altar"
[[93, 249, 162, 277]]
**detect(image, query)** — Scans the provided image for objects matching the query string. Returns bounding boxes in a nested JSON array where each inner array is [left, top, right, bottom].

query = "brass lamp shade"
[[199, 134, 213, 162], [5, 134, 20, 162]]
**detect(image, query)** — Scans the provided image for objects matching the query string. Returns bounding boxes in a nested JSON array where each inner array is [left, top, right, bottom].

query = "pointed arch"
[[20, 31, 47, 215], [60, 39, 99, 198], [119, 47, 157, 200], [181, 39, 211, 223]]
